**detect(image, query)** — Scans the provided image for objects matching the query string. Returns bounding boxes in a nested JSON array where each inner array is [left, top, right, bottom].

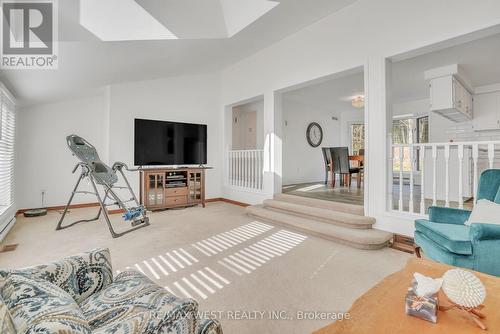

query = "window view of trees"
[[392, 116, 428, 172], [350, 124, 365, 155]]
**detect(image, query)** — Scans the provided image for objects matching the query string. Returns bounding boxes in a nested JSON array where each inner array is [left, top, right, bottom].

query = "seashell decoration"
[[442, 269, 486, 308]]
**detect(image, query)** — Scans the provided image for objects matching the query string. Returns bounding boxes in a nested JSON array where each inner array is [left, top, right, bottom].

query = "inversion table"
[[57, 135, 149, 238]]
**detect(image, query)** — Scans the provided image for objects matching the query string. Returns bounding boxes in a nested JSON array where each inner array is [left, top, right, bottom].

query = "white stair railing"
[[227, 150, 264, 191], [391, 141, 500, 215]]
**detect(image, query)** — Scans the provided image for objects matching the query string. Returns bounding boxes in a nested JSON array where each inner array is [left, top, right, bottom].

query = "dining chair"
[[357, 148, 365, 188], [321, 147, 332, 185], [331, 147, 361, 187]]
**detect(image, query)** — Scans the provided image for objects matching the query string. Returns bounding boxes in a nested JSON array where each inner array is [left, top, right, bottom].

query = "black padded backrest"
[[331, 147, 350, 174], [321, 147, 331, 167]]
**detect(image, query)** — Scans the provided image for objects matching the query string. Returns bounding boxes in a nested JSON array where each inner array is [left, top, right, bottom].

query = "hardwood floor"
[[282, 182, 364, 205], [282, 180, 473, 213]]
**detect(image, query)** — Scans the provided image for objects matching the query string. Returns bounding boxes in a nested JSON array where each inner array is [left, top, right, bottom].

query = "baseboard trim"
[[207, 198, 250, 207], [16, 203, 100, 216], [17, 198, 250, 216]]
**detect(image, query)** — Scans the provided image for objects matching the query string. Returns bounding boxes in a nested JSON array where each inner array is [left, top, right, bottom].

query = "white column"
[[262, 90, 282, 198], [365, 57, 391, 218]]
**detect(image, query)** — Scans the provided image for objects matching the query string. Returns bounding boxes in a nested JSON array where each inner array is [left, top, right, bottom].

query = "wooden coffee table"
[[314, 258, 500, 334]]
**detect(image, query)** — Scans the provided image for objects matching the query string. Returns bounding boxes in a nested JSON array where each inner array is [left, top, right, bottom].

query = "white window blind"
[[0, 84, 15, 216]]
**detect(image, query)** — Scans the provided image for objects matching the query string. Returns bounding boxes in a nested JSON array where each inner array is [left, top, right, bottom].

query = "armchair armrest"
[[470, 223, 500, 241], [428, 206, 471, 225]]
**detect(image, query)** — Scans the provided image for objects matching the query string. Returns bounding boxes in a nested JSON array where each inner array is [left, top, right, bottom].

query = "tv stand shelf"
[[139, 167, 206, 210]]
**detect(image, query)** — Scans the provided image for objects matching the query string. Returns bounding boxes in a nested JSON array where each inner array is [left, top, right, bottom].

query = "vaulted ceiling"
[[0, 0, 357, 105]]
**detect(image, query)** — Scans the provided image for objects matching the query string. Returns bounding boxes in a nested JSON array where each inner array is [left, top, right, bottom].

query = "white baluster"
[[239, 151, 242, 187], [420, 145, 426, 214], [259, 150, 263, 190], [432, 145, 437, 206], [232, 152, 236, 186], [245, 151, 249, 188], [399, 146, 404, 212], [241, 151, 244, 188], [458, 144, 464, 209], [229, 152, 232, 186], [488, 143, 495, 169], [253, 151, 255, 189], [473, 144, 479, 206], [244, 151, 247, 188], [409, 145, 414, 214], [444, 145, 450, 208], [228, 152, 231, 186]]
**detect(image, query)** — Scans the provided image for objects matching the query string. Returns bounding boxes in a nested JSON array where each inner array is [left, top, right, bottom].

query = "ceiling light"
[[351, 96, 364, 109]]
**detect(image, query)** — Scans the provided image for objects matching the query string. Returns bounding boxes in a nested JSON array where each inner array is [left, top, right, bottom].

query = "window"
[[350, 123, 365, 155], [0, 84, 15, 216], [392, 116, 428, 172]]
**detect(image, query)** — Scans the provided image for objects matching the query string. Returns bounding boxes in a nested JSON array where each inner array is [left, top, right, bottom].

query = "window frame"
[[0, 82, 16, 222], [349, 122, 365, 155], [392, 114, 429, 173]]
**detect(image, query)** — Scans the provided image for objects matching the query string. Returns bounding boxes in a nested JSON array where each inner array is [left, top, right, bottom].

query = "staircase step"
[[263, 199, 374, 229], [274, 193, 364, 216], [246, 205, 393, 250]]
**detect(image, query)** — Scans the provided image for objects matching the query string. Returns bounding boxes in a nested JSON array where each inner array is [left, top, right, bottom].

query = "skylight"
[[80, 0, 279, 41]]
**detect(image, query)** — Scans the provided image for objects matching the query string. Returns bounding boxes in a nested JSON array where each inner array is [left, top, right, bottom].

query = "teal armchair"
[[414, 169, 500, 277]]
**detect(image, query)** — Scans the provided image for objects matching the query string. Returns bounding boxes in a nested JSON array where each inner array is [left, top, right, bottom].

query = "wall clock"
[[306, 122, 323, 147]]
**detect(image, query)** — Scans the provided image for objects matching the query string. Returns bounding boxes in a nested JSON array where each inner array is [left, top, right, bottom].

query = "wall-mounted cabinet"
[[429, 75, 472, 122], [473, 91, 500, 131]]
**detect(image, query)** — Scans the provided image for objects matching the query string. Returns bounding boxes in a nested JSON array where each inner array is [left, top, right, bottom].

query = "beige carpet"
[[0, 202, 411, 333]]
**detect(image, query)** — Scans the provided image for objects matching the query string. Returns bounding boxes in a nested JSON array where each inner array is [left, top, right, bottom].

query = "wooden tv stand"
[[139, 167, 207, 210]]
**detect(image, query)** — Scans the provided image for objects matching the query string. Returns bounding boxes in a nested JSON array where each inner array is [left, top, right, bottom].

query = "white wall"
[[16, 95, 107, 209], [15, 73, 223, 210], [220, 0, 500, 235], [282, 98, 341, 184], [108, 73, 222, 199]]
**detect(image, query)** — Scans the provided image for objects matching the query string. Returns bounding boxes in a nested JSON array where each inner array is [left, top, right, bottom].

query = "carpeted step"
[[246, 205, 393, 250], [274, 193, 364, 216], [263, 199, 374, 229]]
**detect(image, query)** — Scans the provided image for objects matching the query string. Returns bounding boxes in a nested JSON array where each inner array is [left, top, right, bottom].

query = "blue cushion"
[[414, 231, 474, 268], [477, 169, 500, 202], [415, 219, 472, 255], [494, 186, 500, 204]]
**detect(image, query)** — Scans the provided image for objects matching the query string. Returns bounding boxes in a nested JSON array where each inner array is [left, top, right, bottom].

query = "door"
[[146, 173, 165, 207], [244, 111, 257, 149], [188, 171, 203, 203]]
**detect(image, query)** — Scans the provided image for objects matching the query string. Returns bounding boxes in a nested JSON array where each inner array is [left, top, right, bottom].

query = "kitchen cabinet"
[[473, 91, 500, 131]]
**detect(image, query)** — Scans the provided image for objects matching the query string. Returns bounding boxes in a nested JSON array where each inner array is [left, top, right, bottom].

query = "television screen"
[[134, 118, 207, 166]]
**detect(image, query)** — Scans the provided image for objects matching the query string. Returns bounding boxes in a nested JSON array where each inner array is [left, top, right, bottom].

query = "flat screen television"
[[134, 118, 207, 166]]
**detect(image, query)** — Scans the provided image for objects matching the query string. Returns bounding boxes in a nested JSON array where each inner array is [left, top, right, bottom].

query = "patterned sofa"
[[0, 248, 222, 334]]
